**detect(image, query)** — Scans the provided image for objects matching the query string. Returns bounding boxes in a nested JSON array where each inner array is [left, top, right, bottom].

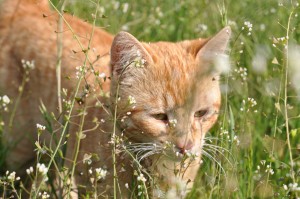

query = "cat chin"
[[145, 154, 201, 195]]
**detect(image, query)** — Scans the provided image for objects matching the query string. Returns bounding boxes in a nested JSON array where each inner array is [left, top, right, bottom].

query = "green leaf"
[[291, 129, 297, 137]]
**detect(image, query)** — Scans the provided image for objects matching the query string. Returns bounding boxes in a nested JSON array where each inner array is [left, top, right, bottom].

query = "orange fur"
[[0, 0, 231, 197]]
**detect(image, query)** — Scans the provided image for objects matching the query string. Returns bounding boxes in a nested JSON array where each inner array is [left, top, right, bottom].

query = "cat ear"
[[196, 26, 231, 74], [110, 31, 153, 76], [197, 26, 231, 59]]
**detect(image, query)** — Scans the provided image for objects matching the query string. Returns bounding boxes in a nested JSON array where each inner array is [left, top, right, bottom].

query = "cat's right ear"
[[110, 32, 153, 76]]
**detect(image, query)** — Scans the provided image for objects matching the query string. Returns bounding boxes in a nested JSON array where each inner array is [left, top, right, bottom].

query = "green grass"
[[1, 0, 300, 198]]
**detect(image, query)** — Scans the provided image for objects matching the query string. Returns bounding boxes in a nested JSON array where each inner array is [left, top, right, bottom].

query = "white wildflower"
[[260, 24, 266, 31], [233, 135, 240, 146], [99, 73, 106, 78], [234, 67, 248, 81], [0, 95, 11, 111], [133, 57, 146, 68], [289, 183, 300, 191], [2, 95, 10, 104], [220, 130, 229, 136], [169, 119, 177, 128], [26, 166, 34, 175], [39, 191, 50, 199], [75, 65, 87, 79], [242, 21, 253, 36], [95, 167, 107, 180], [122, 3, 129, 13], [125, 183, 129, 189], [7, 171, 16, 181], [21, 59, 35, 70], [137, 173, 147, 182], [98, 6, 105, 14], [270, 8, 276, 13], [195, 23, 208, 32], [37, 163, 48, 175], [248, 97, 257, 107], [121, 24, 129, 31], [128, 95, 136, 105], [265, 164, 274, 175], [36, 123, 46, 131]]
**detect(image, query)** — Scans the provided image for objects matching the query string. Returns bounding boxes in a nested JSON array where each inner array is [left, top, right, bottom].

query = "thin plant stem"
[[112, 82, 120, 199], [284, 7, 297, 189], [2, 183, 5, 199], [55, 1, 67, 197], [111, 60, 136, 198], [8, 71, 28, 130], [64, 0, 100, 197], [55, 0, 67, 114], [66, 106, 87, 199]]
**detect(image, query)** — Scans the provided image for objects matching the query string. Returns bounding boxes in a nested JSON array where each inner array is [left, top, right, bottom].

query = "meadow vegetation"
[[1, 0, 300, 198]]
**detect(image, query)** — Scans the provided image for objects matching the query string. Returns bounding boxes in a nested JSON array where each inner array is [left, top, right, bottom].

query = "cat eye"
[[194, 109, 209, 119], [153, 113, 168, 122]]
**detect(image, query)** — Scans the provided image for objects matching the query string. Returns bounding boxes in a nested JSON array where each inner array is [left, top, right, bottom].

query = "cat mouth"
[[162, 148, 200, 162]]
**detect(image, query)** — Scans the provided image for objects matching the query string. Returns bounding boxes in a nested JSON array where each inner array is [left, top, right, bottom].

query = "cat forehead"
[[146, 42, 198, 73], [130, 77, 219, 111], [126, 42, 217, 107], [149, 41, 194, 59]]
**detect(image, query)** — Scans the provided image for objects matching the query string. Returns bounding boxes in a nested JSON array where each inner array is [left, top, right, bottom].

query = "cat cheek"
[[193, 120, 203, 131], [130, 116, 167, 137], [145, 121, 168, 137]]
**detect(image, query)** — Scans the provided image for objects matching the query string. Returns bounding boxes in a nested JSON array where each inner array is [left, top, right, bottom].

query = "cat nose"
[[176, 139, 194, 154]]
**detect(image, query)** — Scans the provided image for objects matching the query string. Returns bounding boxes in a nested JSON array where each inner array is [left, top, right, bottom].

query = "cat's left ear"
[[110, 31, 154, 76], [197, 26, 231, 59]]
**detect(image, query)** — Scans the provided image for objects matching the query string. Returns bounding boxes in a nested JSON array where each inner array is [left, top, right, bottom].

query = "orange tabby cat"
[[0, 0, 231, 197]]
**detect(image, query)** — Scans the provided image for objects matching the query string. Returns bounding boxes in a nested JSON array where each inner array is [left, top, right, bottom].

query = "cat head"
[[110, 27, 231, 157]]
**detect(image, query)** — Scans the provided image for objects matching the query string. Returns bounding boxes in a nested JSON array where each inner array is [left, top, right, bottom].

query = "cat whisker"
[[138, 150, 160, 162], [201, 149, 226, 176], [125, 142, 162, 148], [123, 142, 164, 161], [203, 142, 235, 166], [203, 143, 232, 155], [203, 147, 233, 168], [204, 136, 226, 143]]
